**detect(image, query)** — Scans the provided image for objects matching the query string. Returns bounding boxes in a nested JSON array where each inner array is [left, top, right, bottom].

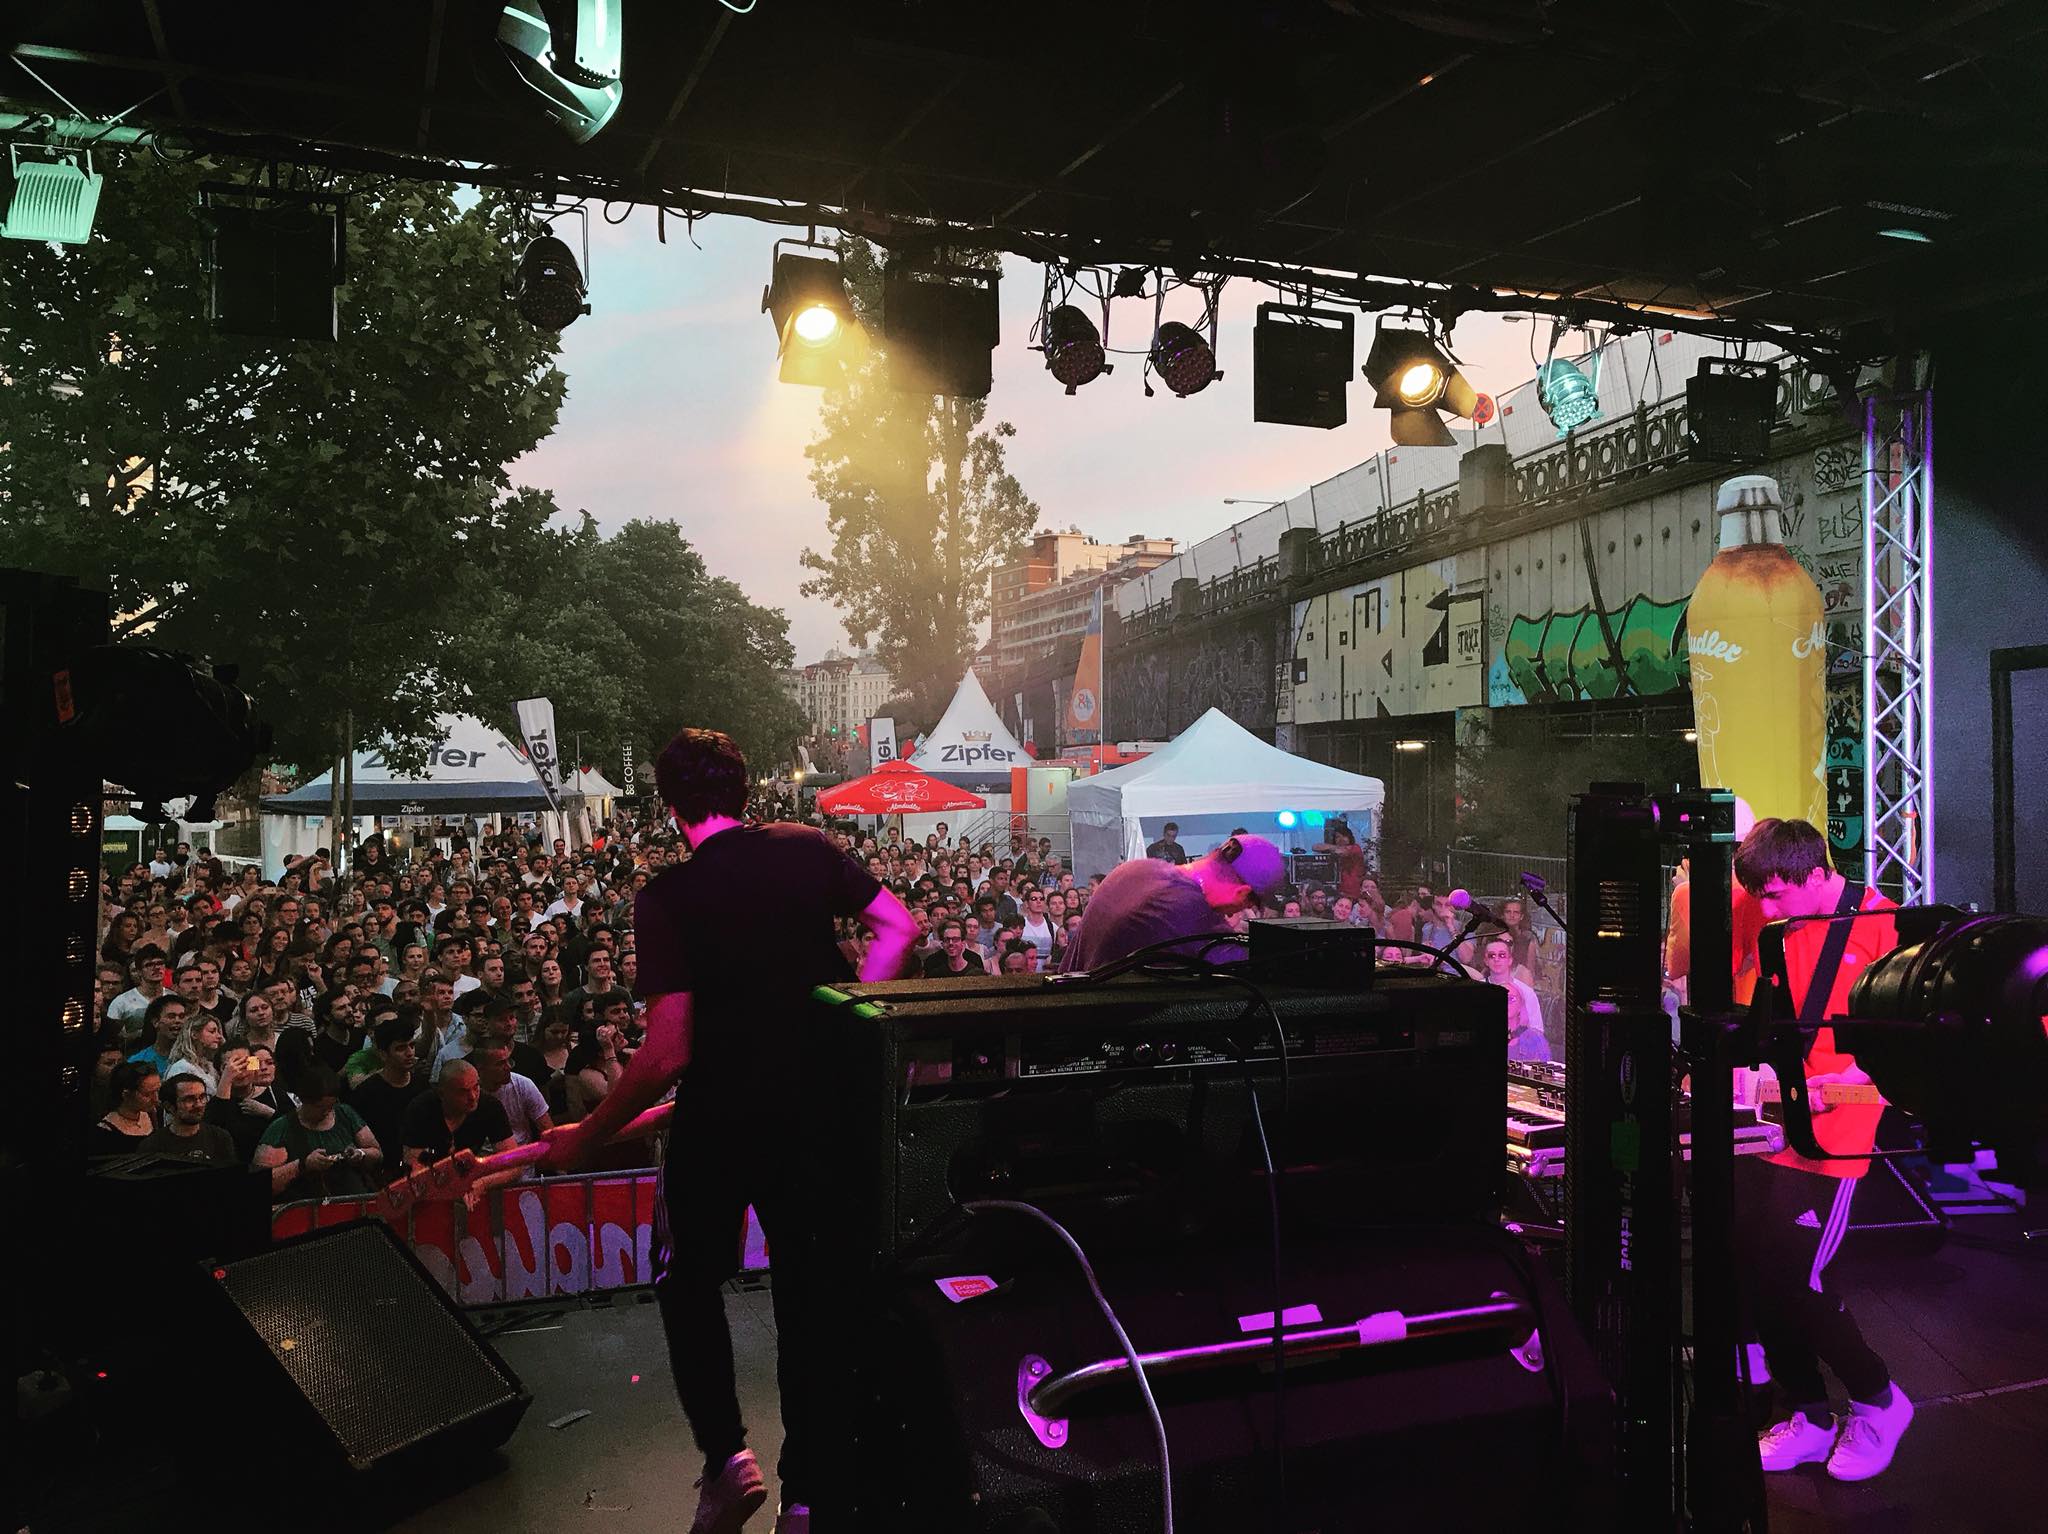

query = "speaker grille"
[[216, 1225, 523, 1468]]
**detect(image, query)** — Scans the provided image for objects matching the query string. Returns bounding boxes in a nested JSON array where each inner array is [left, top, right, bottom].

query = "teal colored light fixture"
[[1537, 355, 1601, 436], [2, 146, 102, 244], [1875, 226, 1933, 244]]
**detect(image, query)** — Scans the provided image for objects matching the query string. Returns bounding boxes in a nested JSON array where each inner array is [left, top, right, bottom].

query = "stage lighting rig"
[[1536, 322, 1602, 436], [1040, 304, 1108, 393], [512, 231, 589, 330], [1144, 277, 1226, 399], [497, 0, 624, 144], [2, 143, 102, 244], [763, 239, 858, 386], [1253, 303, 1354, 429], [883, 261, 1000, 398], [1685, 356, 1780, 463], [1362, 319, 1478, 446]]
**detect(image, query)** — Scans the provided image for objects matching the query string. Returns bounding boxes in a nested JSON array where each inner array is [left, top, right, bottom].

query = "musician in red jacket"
[[1733, 819, 1913, 1484]]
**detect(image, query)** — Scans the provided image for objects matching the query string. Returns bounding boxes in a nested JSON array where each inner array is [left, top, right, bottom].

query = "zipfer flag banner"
[[514, 697, 565, 813], [1065, 588, 1104, 744]]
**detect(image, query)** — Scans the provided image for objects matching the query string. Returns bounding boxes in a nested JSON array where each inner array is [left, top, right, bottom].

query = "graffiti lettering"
[[1817, 503, 1863, 550], [1500, 594, 1690, 704], [1812, 445, 1858, 495], [1813, 555, 1859, 615]]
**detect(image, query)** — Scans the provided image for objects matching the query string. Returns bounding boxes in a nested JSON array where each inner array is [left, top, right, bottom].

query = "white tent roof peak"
[[915, 669, 1033, 784]]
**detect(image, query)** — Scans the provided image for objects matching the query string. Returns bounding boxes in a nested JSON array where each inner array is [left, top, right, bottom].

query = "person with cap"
[[1145, 822, 1188, 862], [1060, 835, 1287, 972]]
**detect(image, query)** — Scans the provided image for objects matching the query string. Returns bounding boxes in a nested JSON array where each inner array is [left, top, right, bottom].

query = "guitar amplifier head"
[[812, 969, 1506, 1269]]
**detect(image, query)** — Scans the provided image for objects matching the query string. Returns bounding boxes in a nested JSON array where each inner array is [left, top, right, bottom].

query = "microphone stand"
[[1520, 875, 1569, 933]]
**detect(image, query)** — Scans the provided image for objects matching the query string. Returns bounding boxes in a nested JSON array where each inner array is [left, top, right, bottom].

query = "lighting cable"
[[964, 1198, 1174, 1534]]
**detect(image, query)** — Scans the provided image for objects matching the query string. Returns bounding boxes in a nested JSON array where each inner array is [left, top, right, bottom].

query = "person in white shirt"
[[1016, 887, 1056, 963], [474, 1040, 552, 1150], [544, 878, 585, 921], [106, 948, 168, 1030]]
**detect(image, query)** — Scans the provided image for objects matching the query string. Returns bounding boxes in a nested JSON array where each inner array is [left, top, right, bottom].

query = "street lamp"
[[1222, 497, 1288, 508]]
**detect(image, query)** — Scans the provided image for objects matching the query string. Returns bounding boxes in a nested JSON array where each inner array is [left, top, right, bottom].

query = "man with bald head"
[[1060, 834, 1288, 972], [399, 1056, 511, 1172]]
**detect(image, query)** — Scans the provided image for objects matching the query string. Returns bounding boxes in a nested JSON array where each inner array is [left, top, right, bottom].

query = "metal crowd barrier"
[[273, 1167, 770, 1306]]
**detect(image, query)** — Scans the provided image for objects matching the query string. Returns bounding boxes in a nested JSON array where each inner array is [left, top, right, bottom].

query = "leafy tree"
[[0, 153, 568, 779], [445, 515, 809, 779], [798, 237, 1041, 719]]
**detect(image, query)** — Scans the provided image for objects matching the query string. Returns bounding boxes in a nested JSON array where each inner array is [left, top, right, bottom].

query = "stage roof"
[[8, 3, 2048, 338]]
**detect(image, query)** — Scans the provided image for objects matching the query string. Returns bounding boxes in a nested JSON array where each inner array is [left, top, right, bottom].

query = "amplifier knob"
[[1160, 1041, 1178, 1061], [1133, 1042, 1155, 1065]]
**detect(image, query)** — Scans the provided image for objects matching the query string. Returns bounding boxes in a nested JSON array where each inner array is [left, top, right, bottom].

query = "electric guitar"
[[1755, 1079, 1887, 1109], [373, 1100, 675, 1220]]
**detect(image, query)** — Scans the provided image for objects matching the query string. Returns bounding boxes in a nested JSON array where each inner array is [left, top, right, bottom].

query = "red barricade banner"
[[271, 1171, 770, 1304]]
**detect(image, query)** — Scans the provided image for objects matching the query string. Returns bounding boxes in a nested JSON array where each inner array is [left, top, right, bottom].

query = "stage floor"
[[374, 1220, 2048, 1534]]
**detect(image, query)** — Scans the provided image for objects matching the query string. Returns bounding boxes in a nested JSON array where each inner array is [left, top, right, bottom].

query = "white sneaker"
[[1759, 1411, 1839, 1471], [1828, 1387, 1914, 1482]]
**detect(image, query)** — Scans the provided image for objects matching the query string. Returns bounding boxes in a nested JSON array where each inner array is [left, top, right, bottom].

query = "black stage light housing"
[[497, 0, 624, 143], [62, 647, 270, 822], [1363, 322, 1478, 446], [1685, 358, 1780, 463], [1150, 320, 1219, 398], [513, 234, 590, 330], [1042, 304, 1109, 394], [763, 244, 858, 387], [884, 265, 1000, 398], [203, 187, 345, 343], [1253, 303, 1354, 429]]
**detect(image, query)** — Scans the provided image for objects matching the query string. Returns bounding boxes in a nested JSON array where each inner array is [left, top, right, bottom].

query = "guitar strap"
[[1798, 880, 1865, 1043]]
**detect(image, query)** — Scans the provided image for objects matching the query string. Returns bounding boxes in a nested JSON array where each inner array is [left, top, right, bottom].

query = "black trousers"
[[653, 1129, 843, 1508], [1731, 1156, 1891, 1414]]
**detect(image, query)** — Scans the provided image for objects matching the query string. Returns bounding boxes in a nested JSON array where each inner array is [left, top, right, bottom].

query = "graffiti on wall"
[[1110, 616, 1276, 739], [1288, 558, 1483, 723], [1825, 680, 1865, 858], [1489, 593, 1691, 705]]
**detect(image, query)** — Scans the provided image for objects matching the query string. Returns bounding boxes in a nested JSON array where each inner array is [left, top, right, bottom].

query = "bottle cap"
[[1715, 474, 1784, 548]]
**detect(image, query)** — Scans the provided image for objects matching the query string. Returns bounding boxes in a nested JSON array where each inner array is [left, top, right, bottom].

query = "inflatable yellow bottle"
[[1688, 475, 1828, 831]]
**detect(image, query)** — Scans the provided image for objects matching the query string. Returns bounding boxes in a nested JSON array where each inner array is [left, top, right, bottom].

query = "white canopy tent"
[[259, 714, 553, 871], [911, 670, 1032, 794], [1066, 708, 1386, 879]]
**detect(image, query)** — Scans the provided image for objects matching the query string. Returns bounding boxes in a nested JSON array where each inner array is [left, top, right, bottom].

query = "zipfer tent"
[[1066, 708, 1386, 880], [259, 714, 553, 870], [912, 670, 1034, 793]]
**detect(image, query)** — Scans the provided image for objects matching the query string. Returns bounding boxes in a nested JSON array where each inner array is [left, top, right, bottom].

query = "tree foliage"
[[798, 237, 1040, 719], [444, 515, 809, 777], [0, 152, 805, 782], [1455, 711, 1699, 858]]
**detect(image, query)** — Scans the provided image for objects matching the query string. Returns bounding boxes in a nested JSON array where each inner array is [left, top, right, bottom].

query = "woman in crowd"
[[1355, 875, 1388, 930], [89, 1036, 129, 1119], [162, 1011, 228, 1095], [234, 989, 280, 1053], [535, 955, 566, 1011], [530, 1010, 578, 1120], [254, 1066, 381, 1201], [253, 926, 294, 984], [245, 1043, 294, 1118], [561, 1025, 624, 1122], [100, 910, 142, 965], [205, 1042, 275, 1162], [93, 1060, 160, 1153], [1498, 897, 1541, 982]]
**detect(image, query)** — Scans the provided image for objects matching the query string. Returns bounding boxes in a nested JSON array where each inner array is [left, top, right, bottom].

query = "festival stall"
[[258, 713, 553, 872], [886, 670, 1029, 842], [1065, 707, 1386, 880]]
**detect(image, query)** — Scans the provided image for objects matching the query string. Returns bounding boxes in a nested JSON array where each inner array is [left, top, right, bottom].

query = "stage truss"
[[1861, 391, 1935, 904]]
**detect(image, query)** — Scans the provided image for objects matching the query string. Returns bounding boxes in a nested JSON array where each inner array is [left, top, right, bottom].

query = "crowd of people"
[[86, 804, 1553, 1200]]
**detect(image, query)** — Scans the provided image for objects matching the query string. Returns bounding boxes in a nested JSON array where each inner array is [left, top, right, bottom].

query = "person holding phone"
[[253, 1066, 381, 1199]]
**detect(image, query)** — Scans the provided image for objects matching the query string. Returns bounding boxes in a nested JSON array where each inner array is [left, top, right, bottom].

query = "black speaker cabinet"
[[855, 1221, 1613, 1531], [194, 1221, 530, 1478]]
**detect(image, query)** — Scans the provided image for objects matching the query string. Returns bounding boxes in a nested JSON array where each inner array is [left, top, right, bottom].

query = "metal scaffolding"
[[1861, 392, 1936, 903]]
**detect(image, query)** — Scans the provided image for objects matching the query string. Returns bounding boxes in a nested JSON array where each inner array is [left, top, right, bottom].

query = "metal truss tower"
[[1861, 392, 1936, 903]]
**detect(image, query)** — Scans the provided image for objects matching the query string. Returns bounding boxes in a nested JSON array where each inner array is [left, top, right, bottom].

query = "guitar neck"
[[1758, 1081, 1886, 1107]]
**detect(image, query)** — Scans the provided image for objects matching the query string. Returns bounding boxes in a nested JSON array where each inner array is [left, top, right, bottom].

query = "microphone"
[[1444, 889, 1496, 957], [1518, 871, 1546, 897]]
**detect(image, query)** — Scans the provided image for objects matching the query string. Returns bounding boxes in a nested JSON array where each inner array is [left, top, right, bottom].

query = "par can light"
[[1043, 304, 1108, 394], [1150, 320, 1218, 398], [513, 235, 589, 330]]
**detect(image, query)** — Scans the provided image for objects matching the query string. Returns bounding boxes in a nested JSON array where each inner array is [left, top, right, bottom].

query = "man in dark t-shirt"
[[541, 728, 916, 1532], [400, 1059, 510, 1170]]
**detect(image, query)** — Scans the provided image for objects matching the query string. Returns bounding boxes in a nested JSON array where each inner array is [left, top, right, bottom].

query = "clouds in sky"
[[514, 213, 1539, 661]]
